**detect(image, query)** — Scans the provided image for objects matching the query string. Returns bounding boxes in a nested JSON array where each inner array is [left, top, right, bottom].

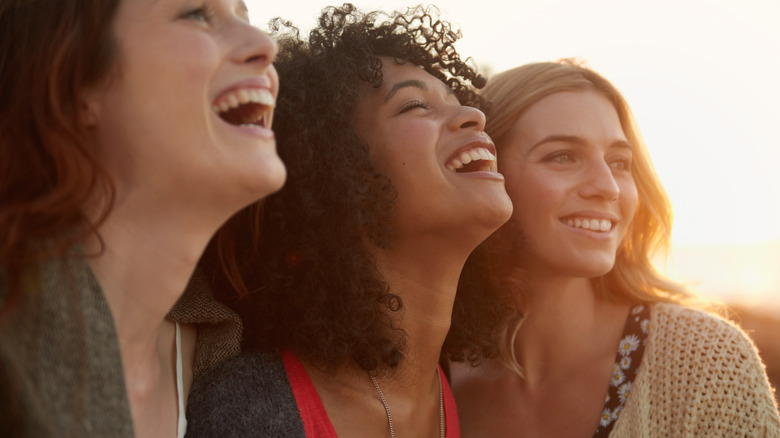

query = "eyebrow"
[[528, 134, 633, 154], [382, 78, 458, 103], [384, 80, 427, 103]]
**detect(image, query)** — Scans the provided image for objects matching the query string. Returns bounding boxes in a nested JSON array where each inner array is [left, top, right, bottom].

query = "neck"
[[83, 188, 224, 381], [372, 235, 471, 382], [511, 274, 629, 385], [303, 233, 478, 438]]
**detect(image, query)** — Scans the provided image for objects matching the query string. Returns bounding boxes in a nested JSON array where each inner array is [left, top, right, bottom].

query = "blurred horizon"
[[664, 239, 780, 316]]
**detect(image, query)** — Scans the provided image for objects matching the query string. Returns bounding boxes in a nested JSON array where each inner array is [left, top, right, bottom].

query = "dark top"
[[186, 350, 306, 437], [593, 304, 650, 437]]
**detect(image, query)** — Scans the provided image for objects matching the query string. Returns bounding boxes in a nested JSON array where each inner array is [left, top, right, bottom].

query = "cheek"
[[620, 179, 639, 217]]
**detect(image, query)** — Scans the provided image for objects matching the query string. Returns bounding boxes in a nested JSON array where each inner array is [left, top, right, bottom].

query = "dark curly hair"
[[200, 3, 512, 373]]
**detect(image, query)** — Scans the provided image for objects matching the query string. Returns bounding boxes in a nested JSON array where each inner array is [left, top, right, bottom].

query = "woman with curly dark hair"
[[185, 4, 513, 437]]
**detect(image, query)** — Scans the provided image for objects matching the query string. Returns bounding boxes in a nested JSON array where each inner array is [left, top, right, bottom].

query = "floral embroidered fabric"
[[593, 304, 651, 437]]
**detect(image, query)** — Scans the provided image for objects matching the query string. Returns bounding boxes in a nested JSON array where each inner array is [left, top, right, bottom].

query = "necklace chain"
[[369, 368, 444, 438]]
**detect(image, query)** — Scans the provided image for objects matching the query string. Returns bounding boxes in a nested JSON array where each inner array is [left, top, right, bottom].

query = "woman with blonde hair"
[[450, 59, 780, 437]]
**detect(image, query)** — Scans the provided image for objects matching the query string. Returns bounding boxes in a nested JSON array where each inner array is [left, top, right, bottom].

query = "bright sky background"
[[247, 0, 780, 311]]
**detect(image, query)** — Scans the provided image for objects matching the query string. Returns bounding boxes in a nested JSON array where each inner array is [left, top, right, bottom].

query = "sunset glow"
[[249, 0, 780, 312]]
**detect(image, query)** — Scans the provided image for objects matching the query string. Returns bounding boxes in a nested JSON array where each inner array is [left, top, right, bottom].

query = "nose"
[[579, 160, 620, 201], [229, 21, 277, 68], [448, 105, 486, 132]]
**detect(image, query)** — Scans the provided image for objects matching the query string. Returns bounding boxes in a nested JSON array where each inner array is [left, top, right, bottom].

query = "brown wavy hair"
[[0, 0, 120, 310], [200, 3, 513, 373]]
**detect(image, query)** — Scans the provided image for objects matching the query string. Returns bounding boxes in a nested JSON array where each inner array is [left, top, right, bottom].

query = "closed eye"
[[398, 100, 430, 113]]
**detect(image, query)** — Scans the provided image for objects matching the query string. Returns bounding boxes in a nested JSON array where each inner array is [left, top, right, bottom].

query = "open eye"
[[544, 151, 575, 163], [179, 4, 214, 24], [609, 156, 632, 172]]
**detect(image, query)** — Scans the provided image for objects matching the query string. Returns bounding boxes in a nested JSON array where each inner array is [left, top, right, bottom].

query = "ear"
[[78, 88, 102, 127]]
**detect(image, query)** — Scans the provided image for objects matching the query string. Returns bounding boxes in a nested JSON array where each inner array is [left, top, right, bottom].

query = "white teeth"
[[238, 89, 250, 104], [227, 94, 239, 109], [213, 88, 276, 114], [563, 217, 613, 232], [446, 147, 496, 172]]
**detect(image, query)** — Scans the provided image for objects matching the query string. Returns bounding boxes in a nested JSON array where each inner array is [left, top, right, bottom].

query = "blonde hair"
[[481, 59, 702, 373]]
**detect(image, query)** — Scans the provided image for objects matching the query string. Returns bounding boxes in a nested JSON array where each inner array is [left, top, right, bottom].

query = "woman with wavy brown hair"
[[0, 0, 283, 436], [185, 4, 513, 437], [450, 60, 780, 437]]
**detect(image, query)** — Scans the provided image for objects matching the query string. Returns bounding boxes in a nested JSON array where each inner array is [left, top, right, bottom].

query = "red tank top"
[[283, 350, 460, 437]]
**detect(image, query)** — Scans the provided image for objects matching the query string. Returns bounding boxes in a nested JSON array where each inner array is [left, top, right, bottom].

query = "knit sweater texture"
[[0, 251, 242, 437], [609, 302, 780, 437], [185, 350, 307, 437]]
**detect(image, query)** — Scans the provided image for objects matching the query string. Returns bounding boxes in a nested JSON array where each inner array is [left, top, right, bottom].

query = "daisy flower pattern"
[[599, 407, 619, 428], [618, 382, 632, 403], [592, 304, 650, 438], [610, 367, 625, 387], [619, 334, 640, 356], [640, 319, 650, 334]]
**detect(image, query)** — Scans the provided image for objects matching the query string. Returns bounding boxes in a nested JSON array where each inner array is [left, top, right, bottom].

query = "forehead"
[[513, 90, 625, 140], [361, 58, 453, 100], [126, 0, 249, 17]]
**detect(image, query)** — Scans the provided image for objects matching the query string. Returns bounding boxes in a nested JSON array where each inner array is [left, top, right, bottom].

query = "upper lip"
[[444, 135, 498, 172], [559, 210, 619, 223], [216, 76, 275, 97], [212, 76, 276, 109]]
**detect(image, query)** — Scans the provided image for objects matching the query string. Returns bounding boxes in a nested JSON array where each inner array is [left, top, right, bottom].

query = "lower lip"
[[218, 117, 275, 140], [235, 124, 275, 140], [451, 170, 505, 181]]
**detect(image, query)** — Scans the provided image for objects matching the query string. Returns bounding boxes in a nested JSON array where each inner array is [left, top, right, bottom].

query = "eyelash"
[[544, 152, 632, 172], [398, 100, 430, 113], [545, 151, 574, 163], [609, 158, 632, 172]]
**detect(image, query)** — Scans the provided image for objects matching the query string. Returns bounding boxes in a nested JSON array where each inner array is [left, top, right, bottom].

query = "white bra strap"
[[175, 321, 187, 438]]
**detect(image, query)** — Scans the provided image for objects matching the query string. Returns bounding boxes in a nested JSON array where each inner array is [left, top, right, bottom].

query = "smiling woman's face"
[[353, 58, 512, 247], [498, 89, 639, 278], [84, 0, 285, 213]]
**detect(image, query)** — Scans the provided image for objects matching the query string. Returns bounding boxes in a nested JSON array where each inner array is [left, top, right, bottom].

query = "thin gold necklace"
[[369, 368, 445, 438]]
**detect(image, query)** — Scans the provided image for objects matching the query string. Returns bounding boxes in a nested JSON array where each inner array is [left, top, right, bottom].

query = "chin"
[[246, 157, 287, 199], [479, 194, 513, 228], [575, 260, 616, 278]]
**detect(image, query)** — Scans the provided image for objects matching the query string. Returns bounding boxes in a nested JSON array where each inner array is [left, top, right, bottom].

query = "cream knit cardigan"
[[610, 302, 780, 437]]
